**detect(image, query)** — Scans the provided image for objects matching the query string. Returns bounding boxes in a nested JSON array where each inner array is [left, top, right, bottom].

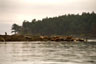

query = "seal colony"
[[0, 35, 85, 42]]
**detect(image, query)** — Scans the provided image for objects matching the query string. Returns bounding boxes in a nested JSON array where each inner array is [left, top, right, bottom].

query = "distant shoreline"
[[0, 34, 85, 42]]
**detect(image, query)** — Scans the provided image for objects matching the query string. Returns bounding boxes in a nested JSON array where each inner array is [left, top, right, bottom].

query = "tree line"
[[12, 12, 96, 37]]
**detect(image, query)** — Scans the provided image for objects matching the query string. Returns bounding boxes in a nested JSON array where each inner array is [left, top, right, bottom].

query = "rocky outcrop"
[[0, 35, 85, 42]]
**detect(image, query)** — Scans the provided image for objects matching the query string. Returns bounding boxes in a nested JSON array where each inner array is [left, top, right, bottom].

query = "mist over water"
[[0, 41, 96, 64]]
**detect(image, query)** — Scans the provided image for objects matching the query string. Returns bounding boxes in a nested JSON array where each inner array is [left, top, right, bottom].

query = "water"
[[0, 41, 96, 64]]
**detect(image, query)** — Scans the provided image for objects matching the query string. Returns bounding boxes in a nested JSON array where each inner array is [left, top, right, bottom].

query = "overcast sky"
[[0, 0, 96, 35]]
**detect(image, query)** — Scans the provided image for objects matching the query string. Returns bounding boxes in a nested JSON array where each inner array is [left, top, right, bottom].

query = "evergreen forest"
[[12, 12, 96, 37]]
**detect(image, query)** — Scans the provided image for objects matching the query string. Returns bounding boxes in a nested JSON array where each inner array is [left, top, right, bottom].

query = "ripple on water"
[[0, 41, 96, 64]]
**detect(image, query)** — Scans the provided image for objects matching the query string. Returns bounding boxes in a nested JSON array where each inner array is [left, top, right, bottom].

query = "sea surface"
[[0, 40, 96, 64]]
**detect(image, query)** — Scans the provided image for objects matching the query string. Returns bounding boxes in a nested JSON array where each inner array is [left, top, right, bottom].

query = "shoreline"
[[0, 35, 85, 42]]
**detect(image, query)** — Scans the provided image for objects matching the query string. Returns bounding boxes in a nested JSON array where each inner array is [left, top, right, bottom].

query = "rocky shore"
[[0, 35, 85, 42]]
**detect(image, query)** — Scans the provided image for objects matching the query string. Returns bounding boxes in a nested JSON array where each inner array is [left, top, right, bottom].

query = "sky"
[[0, 0, 96, 35]]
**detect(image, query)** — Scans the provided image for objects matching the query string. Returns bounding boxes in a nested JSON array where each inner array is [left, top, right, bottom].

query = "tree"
[[11, 24, 21, 34], [31, 19, 36, 23], [11, 12, 96, 37]]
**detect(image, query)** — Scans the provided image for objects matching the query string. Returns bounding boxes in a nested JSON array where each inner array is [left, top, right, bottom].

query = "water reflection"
[[0, 41, 96, 64]]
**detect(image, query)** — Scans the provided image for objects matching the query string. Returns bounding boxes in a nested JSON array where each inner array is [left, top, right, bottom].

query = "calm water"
[[0, 41, 96, 64]]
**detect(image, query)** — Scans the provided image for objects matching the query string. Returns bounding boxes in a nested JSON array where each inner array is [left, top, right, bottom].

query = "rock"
[[0, 35, 85, 42]]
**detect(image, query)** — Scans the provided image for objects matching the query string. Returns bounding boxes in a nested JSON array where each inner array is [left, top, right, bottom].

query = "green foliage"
[[12, 12, 96, 36], [11, 24, 21, 34]]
